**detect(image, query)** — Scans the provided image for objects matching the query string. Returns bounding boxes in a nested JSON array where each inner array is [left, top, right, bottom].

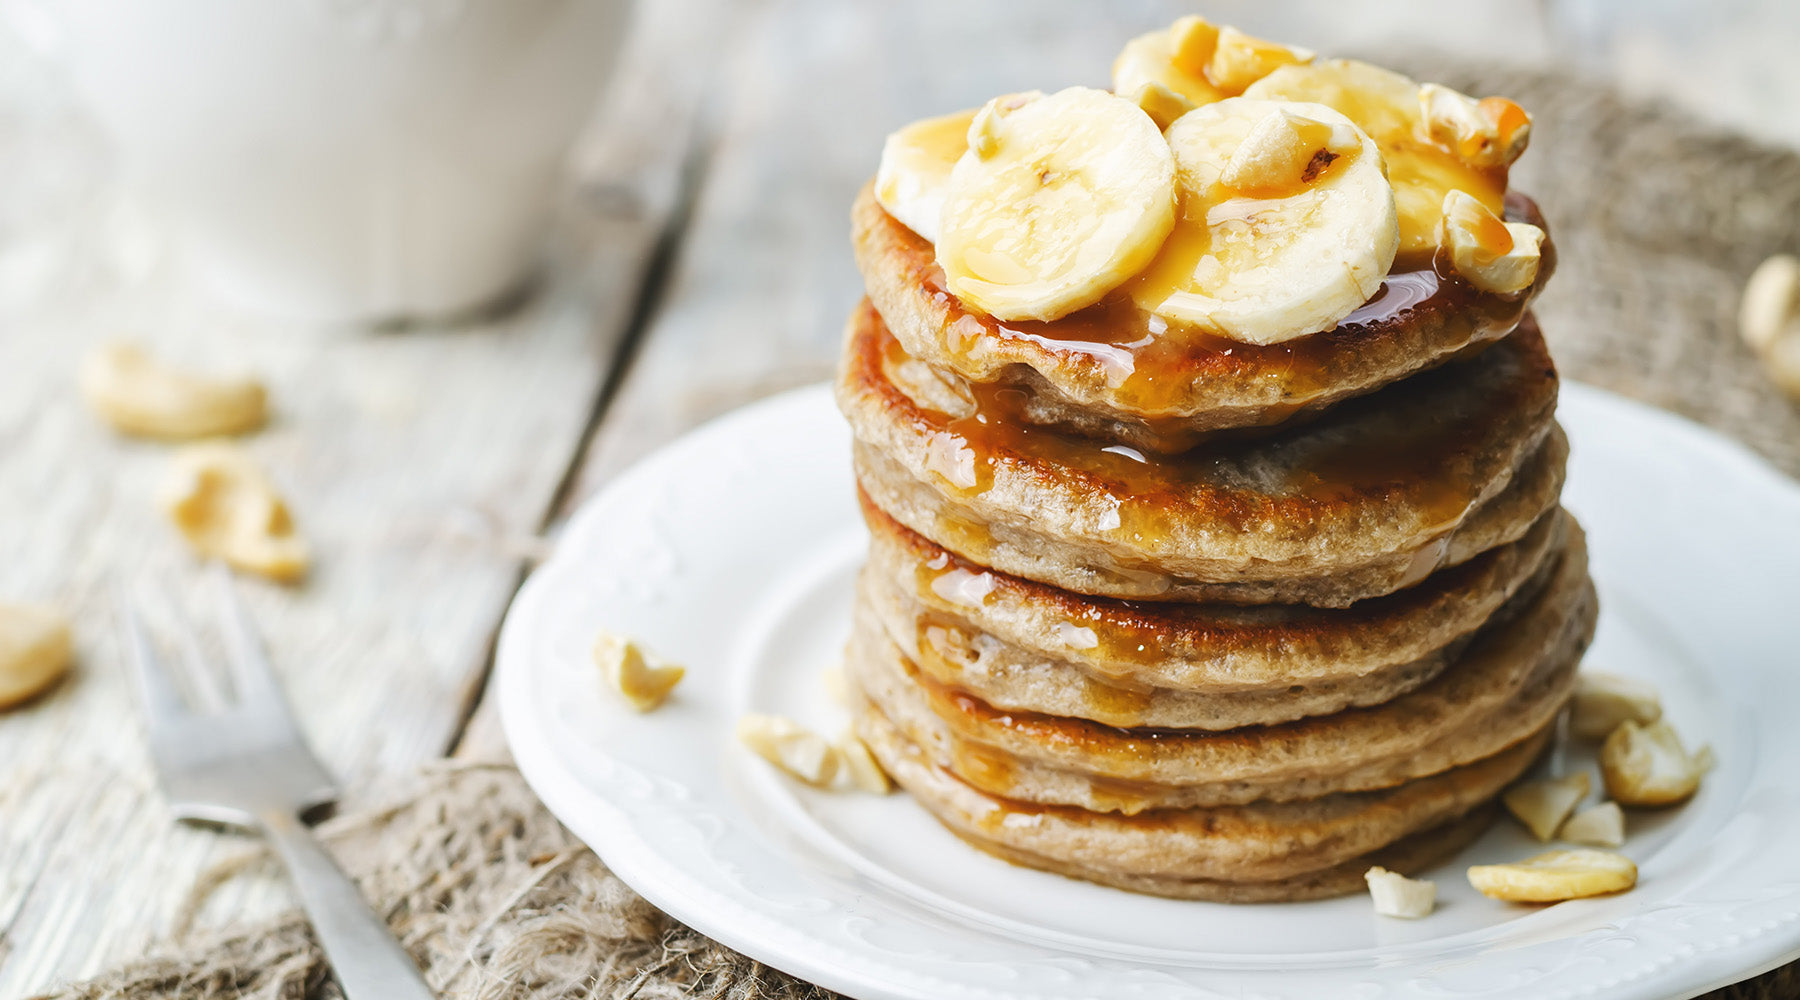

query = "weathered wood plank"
[[0, 0, 721, 991]]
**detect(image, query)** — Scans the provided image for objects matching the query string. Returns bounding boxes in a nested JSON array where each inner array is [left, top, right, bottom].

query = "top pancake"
[[852, 182, 1556, 454]]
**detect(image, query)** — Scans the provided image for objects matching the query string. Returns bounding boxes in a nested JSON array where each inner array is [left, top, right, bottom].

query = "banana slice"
[[875, 107, 981, 243], [1208, 26, 1313, 94], [1468, 849, 1637, 902], [1129, 97, 1397, 345], [937, 87, 1176, 322], [1113, 16, 1226, 110], [1244, 60, 1512, 264], [1112, 18, 1311, 110]]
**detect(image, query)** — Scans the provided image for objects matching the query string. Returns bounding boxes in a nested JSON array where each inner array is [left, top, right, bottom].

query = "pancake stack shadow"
[[835, 182, 1597, 902]]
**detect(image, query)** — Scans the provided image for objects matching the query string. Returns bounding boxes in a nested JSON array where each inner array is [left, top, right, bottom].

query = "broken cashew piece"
[[1364, 866, 1435, 919], [1559, 801, 1625, 848], [81, 342, 268, 440], [1439, 189, 1544, 294], [738, 714, 841, 787], [1740, 254, 1800, 398], [1569, 671, 1662, 740], [0, 604, 73, 710], [1468, 849, 1637, 902], [593, 630, 684, 712], [160, 442, 309, 583], [1503, 771, 1590, 842], [1418, 83, 1531, 168], [1601, 719, 1708, 807], [1741, 254, 1800, 354], [836, 729, 893, 794]]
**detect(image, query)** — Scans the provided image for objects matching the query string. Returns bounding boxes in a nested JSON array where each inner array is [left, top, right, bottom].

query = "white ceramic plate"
[[499, 382, 1800, 1000]]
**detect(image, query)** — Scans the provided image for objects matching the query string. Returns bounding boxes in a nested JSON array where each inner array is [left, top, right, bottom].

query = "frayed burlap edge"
[[38, 64, 1800, 1000], [33, 761, 836, 1000]]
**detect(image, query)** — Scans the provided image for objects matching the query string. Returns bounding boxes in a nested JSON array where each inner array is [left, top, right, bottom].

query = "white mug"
[[15, 0, 631, 324]]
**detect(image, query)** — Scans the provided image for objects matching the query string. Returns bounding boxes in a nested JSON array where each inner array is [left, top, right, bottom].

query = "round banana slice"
[[1112, 18, 1312, 110], [1245, 59, 1512, 263], [1129, 97, 1398, 345], [937, 87, 1176, 322], [1113, 16, 1226, 110], [1467, 849, 1638, 902], [874, 107, 980, 243]]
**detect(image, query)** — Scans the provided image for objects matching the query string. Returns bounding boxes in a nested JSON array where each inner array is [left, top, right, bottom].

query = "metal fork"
[[119, 567, 436, 1000]]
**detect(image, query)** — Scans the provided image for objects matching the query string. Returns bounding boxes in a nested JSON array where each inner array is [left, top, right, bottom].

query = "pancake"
[[857, 519, 1560, 730], [859, 568, 1458, 730], [957, 808, 1499, 903], [839, 298, 1566, 606], [857, 700, 1535, 895], [862, 491, 1565, 697], [847, 524, 1595, 809], [851, 182, 1557, 453]]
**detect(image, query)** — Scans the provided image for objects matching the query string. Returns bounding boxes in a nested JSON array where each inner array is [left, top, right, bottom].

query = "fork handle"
[[259, 808, 437, 1000]]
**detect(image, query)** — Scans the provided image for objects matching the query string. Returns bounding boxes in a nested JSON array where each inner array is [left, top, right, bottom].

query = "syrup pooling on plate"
[[917, 193, 1545, 427]]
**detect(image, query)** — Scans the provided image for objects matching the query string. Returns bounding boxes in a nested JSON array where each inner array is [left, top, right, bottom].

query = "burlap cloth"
[[38, 67, 1800, 1000]]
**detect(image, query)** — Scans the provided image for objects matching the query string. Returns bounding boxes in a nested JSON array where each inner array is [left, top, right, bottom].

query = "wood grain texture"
[[0, 0, 718, 991]]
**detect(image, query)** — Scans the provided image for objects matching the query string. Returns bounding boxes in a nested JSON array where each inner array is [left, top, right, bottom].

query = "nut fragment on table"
[[1559, 801, 1625, 848], [1569, 671, 1662, 740], [0, 604, 73, 710], [1439, 189, 1544, 294], [835, 729, 893, 794], [160, 442, 309, 583], [1740, 254, 1800, 398], [1364, 866, 1435, 919], [1601, 719, 1708, 806], [738, 714, 841, 787], [592, 630, 684, 712], [1503, 771, 1590, 841], [81, 342, 268, 440], [1468, 849, 1637, 902]]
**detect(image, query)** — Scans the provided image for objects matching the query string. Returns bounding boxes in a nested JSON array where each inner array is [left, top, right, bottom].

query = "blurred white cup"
[[11, 0, 631, 324]]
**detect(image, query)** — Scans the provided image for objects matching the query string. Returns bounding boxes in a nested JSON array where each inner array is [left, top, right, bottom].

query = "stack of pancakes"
[[835, 159, 1596, 901]]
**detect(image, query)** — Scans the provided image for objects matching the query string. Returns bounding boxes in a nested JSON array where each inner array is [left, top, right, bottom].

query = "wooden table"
[[2, 0, 1795, 994]]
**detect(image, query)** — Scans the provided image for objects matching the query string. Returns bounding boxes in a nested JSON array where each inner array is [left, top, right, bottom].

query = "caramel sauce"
[[911, 604, 1159, 727], [907, 600, 1159, 726], [1465, 204, 1516, 255], [1080, 673, 1155, 722], [946, 736, 1198, 821], [950, 737, 1019, 817]]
